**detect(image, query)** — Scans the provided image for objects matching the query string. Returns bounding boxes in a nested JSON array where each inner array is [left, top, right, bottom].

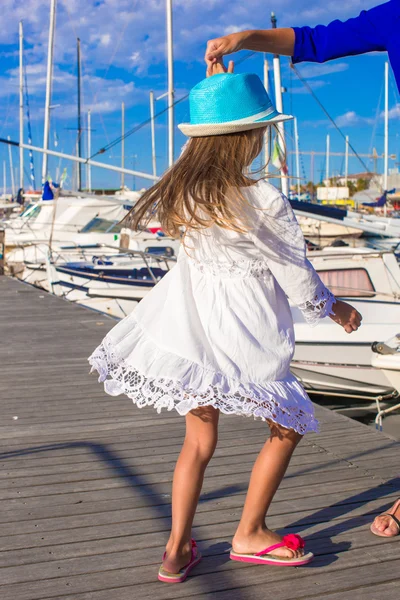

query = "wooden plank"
[[1, 276, 400, 600], [0, 545, 399, 600], [0, 525, 398, 586]]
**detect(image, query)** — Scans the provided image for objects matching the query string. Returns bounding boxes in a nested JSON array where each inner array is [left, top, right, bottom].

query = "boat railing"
[[9, 240, 177, 284]]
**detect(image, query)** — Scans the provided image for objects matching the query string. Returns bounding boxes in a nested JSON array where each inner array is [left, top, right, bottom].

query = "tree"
[[356, 178, 369, 192], [303, 181, 317, 195], [348, 181, 356, 197]]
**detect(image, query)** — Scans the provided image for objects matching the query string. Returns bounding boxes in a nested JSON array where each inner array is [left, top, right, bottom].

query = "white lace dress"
[[89, 180, 335, 434]]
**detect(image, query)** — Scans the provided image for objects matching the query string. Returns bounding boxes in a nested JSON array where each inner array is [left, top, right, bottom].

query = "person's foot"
[[372, 498, 400, 537], [232, 527, 305, 559], [162, 541, 192, 574]]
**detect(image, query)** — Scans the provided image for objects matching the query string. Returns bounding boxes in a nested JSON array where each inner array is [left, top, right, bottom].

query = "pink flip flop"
[[230, 533, 313, 567], [158, 539, 202, 583], [370, 498, 400, 538]]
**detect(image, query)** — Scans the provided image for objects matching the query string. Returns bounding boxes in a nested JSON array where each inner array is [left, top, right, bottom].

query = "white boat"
[[297, 215, 362, 239], [370, 335, 400, 428], [24, 243, 400, 397], [371, 335, 400, 395], [22, 247, 177, 318], [4, 193, 130, 253], [4, 191, 177, 265], [292, 248, 400, 398]]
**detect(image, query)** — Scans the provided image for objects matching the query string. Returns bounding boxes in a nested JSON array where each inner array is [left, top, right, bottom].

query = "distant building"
[[328, 172, 376, 187], [374, 168, 400, 191]]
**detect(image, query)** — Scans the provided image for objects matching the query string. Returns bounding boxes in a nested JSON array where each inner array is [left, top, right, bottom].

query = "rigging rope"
[[88, 51, 258, 161], [62, 1, 138, 152], [290, 63, 383, 190]]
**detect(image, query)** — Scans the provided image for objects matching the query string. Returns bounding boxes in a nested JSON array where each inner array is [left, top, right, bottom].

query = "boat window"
[[20, 204, 42, 220], [108, 222, 123, 233], [318, 268, 375, 297], [145, 246, 175, 257], [80, 217, 122, 233]]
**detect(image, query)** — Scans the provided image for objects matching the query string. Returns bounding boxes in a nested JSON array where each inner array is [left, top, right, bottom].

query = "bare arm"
[[205, 29, 295, 70]]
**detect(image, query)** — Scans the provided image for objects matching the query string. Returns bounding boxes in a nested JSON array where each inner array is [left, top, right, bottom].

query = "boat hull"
[[292, 298, 400, 397]]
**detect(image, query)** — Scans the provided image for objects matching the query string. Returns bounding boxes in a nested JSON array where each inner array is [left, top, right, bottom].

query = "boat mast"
[[271, 12, 288, 196], [263, 55, 270, 174], [19, 21, 24, 191], [7, 136, 16, 197], [77, 37, 82, 191], [345, 135, 349, 188], [326, 134, 330, 186], [384, 61, 389, 216], [150, 91, 157, 178], [294, 117, 300, 196], [384, 61, 389, 192], [42, 0, 56, 184], [166, 0, 174, 167], [3, 161, 6, 197], [87, 109, 92, 192], [121, 102, 125, 189]]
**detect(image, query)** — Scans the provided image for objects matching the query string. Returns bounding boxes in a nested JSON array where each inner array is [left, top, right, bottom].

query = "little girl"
[[89, 62, 362, 583]]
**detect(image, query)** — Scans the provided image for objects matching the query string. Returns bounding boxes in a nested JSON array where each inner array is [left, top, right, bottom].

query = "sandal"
[[230, 533, 313, 567], [158, 539, 202, 583], [370, 498, 400, 538]]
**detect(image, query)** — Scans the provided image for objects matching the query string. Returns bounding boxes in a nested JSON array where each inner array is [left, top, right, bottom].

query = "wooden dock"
[[0, 275, 399, 600]]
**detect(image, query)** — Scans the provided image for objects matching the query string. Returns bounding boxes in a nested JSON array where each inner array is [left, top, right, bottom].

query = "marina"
[[1, 1, 400, 597], [1, 275, 400, 599]]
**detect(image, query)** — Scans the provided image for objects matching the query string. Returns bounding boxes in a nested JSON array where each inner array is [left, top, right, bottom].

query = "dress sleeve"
[[292, 1, 393, 64], [250, 190, 336, 326]]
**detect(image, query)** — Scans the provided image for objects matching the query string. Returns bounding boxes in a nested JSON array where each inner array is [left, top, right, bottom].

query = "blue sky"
[[0, 0, 399, 192]]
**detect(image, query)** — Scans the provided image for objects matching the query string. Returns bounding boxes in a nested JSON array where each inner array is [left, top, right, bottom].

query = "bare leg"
[[162, 406, 219, 573], [233, 420, 304, 559]]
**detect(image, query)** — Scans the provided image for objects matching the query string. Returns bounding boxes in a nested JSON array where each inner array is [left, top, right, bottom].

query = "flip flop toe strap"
[[382, 513, 400, 532], [255, 534, 305, 557]]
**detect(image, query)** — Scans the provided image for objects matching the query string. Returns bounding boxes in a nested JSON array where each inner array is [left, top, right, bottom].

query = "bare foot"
[[162, 541, 192, 574], [232, 527, 304, 559], [372, 498, 400, 537]]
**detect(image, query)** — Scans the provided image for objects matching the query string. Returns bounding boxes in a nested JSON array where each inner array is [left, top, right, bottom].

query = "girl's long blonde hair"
[[124, 127, 269, 238]]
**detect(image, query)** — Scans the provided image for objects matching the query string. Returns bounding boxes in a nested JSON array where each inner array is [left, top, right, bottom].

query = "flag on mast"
[[272, 136, 288, 175], [24, 67, 36, 190]]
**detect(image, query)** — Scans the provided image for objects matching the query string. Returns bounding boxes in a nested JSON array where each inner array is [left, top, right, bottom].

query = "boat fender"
[[371, 341, 398, 355]]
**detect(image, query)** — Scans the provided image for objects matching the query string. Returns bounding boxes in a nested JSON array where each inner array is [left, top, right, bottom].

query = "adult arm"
[[292, 2, 392, 64], [205, 29, 295, 67], [206, 2, 396, 67]]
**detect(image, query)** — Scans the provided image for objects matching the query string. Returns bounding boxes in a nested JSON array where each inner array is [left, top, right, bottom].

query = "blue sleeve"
[[292, 1, 396, 64]]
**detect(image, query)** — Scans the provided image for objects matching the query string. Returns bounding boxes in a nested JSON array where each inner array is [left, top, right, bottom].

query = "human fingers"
[[205, 35, 239, 62], [206, 61, 219, 77], [351, 309, 362, 329], [212, 59, 226, 75], [228, 60, 234, 73], [205, 38, 225, 65]]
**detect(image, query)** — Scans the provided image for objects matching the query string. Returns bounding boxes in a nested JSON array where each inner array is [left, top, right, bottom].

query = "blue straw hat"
[[178, 73, 293, 137]]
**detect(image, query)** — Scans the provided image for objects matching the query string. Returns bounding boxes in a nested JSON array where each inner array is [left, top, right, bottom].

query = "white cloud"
[[332, 110, 374, 128], [291, 80, 328, 94], [386, 104, 400, 119], [90, 32, 112, 47], [296, 62, 349, 79]]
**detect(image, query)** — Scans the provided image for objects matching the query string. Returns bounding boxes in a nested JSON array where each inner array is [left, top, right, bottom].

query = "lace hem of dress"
[[88, 338, 319, 435], [298, 287, 336, 326], [188, 257, 271, 279]]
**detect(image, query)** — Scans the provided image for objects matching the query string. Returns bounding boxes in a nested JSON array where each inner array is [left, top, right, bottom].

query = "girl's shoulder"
[[244, 179, 289, 215]]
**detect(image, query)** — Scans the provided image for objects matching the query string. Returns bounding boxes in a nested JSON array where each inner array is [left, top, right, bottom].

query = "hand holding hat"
[[206, 57, 235, 77]]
